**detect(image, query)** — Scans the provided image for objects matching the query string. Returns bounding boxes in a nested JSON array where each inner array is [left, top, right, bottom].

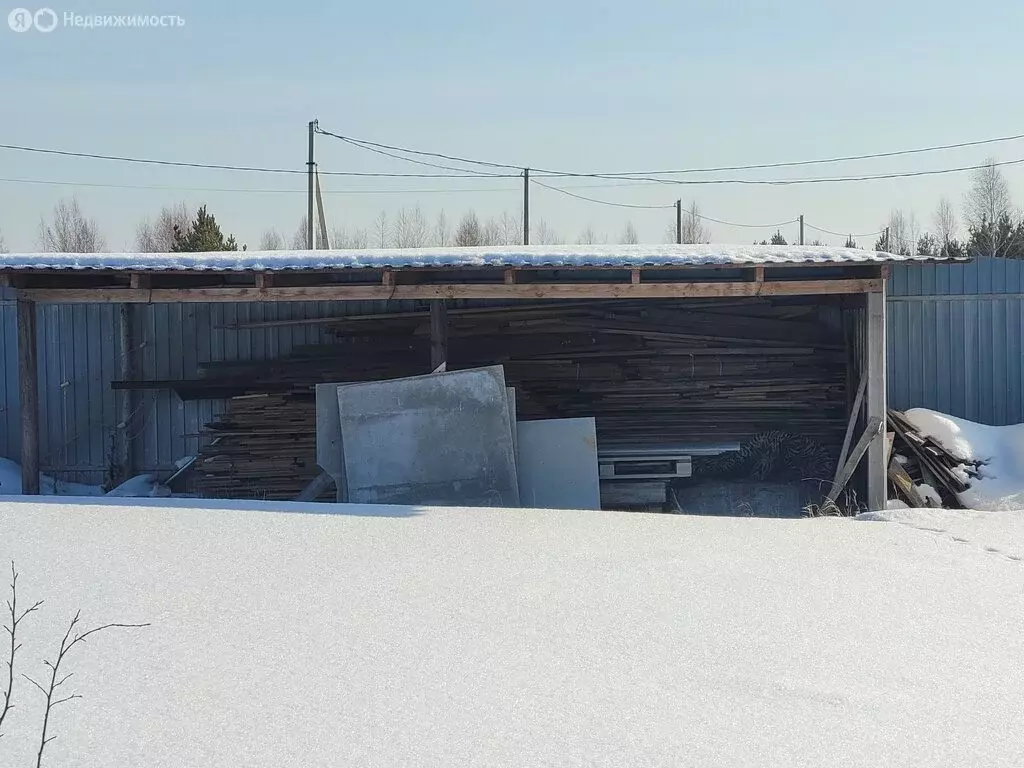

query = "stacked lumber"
[[180, 298, 850, 498], [887, 409, 975, 508], [192, 392, 322, 500]]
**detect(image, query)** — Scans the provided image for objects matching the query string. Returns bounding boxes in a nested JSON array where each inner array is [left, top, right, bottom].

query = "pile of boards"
[[193, 391, 321, 500], [179, 298, 850, 500], [887, 409, 975, 508]]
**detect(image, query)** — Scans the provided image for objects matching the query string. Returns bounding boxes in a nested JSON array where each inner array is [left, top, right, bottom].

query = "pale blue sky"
[[2, 0, 1023, 250]]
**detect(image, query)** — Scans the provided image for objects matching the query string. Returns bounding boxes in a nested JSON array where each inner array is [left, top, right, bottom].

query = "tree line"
[[6, 158, 1023, 257]]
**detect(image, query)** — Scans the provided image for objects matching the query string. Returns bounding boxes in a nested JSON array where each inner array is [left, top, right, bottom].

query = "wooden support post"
[[382, 270, 394, 288], [630, 269, 641, 285], [16, 299, 40, 495], [866, 286, 887, 511], [429, 300, 448, 371], [503, 268, 516, 285], [117, 303, 134, 482]]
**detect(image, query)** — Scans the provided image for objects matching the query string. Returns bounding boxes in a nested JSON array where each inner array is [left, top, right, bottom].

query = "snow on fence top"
[[0, 244, 955, 273]]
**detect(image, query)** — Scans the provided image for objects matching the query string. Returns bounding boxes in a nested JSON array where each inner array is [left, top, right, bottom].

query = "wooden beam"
[[17, 299, 40, 495], [754, 266, 765, 283], [18, 278, 884, 304], [382, 269, 395, 288], [129, 273, 151, 289], [630, 269, 641, 285], [429, 300, 448, 370], [834, 371, 868, 478], [826, 416, 883, 504], [503, 268, 516, 285], [117, 302, 134, 482], [254, 272, 273, 290], [865, 287, 887, 511]]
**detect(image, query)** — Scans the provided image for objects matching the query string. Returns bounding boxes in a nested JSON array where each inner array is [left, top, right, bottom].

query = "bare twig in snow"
[[1, 562, 43, 738], [25, 611, 148, 768]]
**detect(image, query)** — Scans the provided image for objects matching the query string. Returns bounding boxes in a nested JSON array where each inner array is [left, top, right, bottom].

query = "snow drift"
[[903, 409, 1024, 510]]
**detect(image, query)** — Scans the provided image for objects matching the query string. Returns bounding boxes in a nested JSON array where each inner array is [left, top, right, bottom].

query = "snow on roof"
[[0, 244, 952, 273]]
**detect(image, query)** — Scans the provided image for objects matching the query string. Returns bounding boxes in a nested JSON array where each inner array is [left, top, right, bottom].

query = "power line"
[[317, 125, 1024, 183], [318, 132, 512, 178], [804, 222, 884, 239], [0, 142, 519, 179], [531, 178, 675, 209], [696, 213, 798, 229], [0, 176, 523, 195]]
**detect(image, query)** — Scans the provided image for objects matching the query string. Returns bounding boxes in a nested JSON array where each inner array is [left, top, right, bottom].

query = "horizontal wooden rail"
[[17, 278, 883, 303]]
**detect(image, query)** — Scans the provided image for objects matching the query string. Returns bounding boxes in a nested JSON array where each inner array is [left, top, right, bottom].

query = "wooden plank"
[[631, 269, 641, 285], [129, 273, 151, 289], [888, 458, 926, 507], [254, 273, 273, 289], [754, 266, 765, 283], [429, 300, 448, 370], [834, 371, 867, 479], [826, 416, 882, 504], [504, 268, 516, 285], [382, 269, 394, 288], [17, 299, 40, 495], [866, 288, 887, 511], [18, 278, 884, 304]]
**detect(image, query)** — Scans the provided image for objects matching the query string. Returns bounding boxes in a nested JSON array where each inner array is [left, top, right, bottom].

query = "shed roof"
[[0, 244, 957, 273]]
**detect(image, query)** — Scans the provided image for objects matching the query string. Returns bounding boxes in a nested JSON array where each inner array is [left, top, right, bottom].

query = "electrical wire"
[[695, 214, 798, 229], [317, 125, 1024, 183], [530, 178, 675, 209], [0, 176, 522, 195], [0, 142, 518, 179], [804, 222, 884, 238], [321, 133, 513, 178]]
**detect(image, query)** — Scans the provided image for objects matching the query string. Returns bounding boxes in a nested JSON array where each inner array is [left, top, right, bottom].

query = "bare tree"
[[0, 229, 7, 254], [620, 221, 639, 245], [680, 201, 711, 244], [964, 158, 1013, 258], [454, 211, 483, 246], [481, 218, 502, 246], [1, 563, 43, 739], [37, 198, 106, 253], [577, 225, 598, 245], [291, 217, 311, 249], [259, 229, 285, 250], [933, 196, 958, 252], [532, 218, 562, 245], [330, 227, 368, 248], [25, 611, 148, 768], [875, 209, 913, 255], [135, 202, 190, 252], [434, 211, 450, 246], [393, 206, 428, 248], [373, 211, 389, 248], [497, 210, 523, 245]]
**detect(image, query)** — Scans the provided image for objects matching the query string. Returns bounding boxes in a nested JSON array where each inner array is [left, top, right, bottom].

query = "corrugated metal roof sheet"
[[0, 244, 959, 272]]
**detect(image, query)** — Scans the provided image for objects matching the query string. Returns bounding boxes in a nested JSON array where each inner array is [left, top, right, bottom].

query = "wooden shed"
[[1, 243, 934, 512]]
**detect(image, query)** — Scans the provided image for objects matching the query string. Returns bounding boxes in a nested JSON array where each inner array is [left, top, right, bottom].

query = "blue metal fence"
[[887, 256, 1024, 426]]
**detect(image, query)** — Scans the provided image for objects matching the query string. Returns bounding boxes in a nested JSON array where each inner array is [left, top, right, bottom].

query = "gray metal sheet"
[[336, 366, 519, 507], [517, 418, 600, 510]]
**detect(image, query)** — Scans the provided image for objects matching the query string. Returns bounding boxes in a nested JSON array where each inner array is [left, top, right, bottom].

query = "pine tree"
[[770, 230, 787, 245], [844, 235, 857, 248], [171, 206, 238, 252]]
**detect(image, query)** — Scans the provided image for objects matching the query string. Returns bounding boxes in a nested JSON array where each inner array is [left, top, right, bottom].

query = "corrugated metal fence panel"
[[888, 257, 1024, 426], [1, 296, 413, 484], [130, 300, 413, 477], [0, 289, 17, 461]]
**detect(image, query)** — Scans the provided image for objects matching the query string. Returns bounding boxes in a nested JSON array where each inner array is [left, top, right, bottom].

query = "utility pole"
[[884, 226, 890, 251], [675, 199, 682, 244], [799, 214, 804, 245], [524, 169, 532, 244], [307, 119, 317, 250]]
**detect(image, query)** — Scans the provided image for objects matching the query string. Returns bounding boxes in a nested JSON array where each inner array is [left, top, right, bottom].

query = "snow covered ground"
[[0, 498, 1022, 767], [903, 409, 1024, 510]]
